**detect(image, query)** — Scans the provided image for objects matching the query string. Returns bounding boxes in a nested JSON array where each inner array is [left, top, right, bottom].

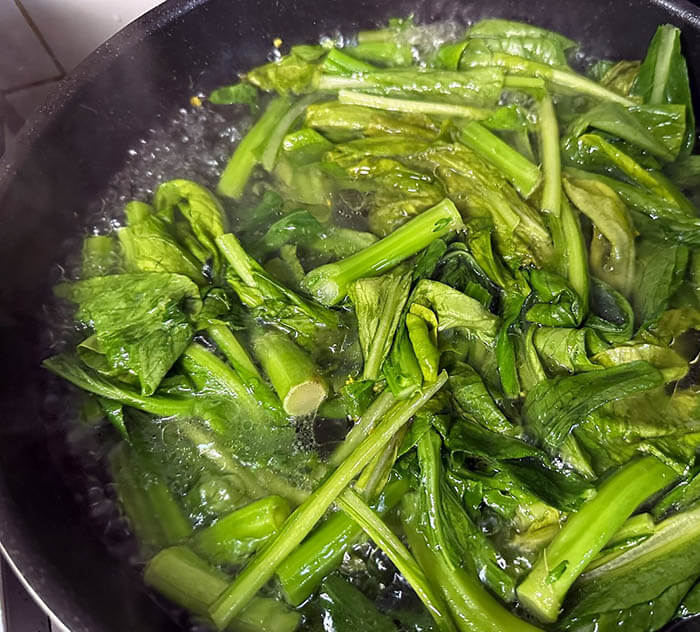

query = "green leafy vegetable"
[[632, 24, 695, 155], [55, 273, 201, 395]]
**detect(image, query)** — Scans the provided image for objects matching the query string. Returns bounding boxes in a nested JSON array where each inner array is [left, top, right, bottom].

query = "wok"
[[1, 0, 700, 630]]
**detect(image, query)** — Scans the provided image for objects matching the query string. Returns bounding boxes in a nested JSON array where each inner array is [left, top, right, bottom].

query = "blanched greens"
[[44, 15, 700, 632]]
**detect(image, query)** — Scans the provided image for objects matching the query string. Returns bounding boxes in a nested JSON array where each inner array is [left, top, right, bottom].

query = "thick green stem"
[[517, 456, 677, 623], [330, 389, 397, 467], [144, 547, 301, 632], [559, 197, 590, 314], [503, 75, 546, 90], [207, 324, 261, 380], [585, 513, 656, 572], [303, 199, 463, 306], [338, 488, 457, 632], [276, 478, 408, 606], [218, 97, 292, 199], [192, 496, 291, 565], [458, 121, 541, 197], [111, 446, 192, 551], [463, 53, 634, 105], [337, 89, 493, 119], [402, 512, 542, 632], [539, 94, 561, 217], [208, 373, 447, 629], [260, 94, 325, 171], [252, 330, 328, 415], [322, 48, 377, 74], [181, 342, 282, 419]]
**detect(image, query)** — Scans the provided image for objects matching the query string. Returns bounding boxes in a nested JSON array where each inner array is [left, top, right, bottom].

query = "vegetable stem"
[[322, 48, 378, 74], [192, 495, 291, 565], [144, 546, 301, 632], [539, 94, 561, 217], [252, 329, 328, 415], [463, 52, 634, 105], [208, 373, 447, 629], [218, 97, 292, 199], [403, 510, 542, 632], [330, 389, 397, 466], [260, 94, 325, 171], [338, 488, 457, 632], [111, 446, 192, 551], [516, 456, 677, 623], [207, 323, 261, 380], [303, 199, 463, 306], [276, 478, 408, 605], [337, 89, 493, 119], [458, 121, 541, 197]]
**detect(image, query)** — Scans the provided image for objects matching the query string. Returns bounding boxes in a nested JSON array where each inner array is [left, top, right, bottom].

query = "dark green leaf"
[[246, 52, 320, 95], [56, 273, 201, 395], [632, 24, 695, 155], [526, 269, 584, 327], [319, 575, 396, 632], [586, 278, 635, 344], [209, 83, 259, 112], [448, 361, 512, 433], [522, 361, 665, 451], [632, 240, 689, 328], [349, 267, 412, 381], [153, 179, 227, 273], [253, 210, 324, 257]]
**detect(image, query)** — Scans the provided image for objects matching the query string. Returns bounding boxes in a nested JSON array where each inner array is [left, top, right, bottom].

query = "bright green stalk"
[[330, 389, 396, 466], [145, 546, 229, 617], [208, 373, 447, 629], [539, 94, 561, 217], [584, 513, 656, 572], [337, 89, 493, 119], [111, 446, 192, 551], [458, 121, 541, 197], [406, 313, 439, 383], [463, 52, 634, 105], [560, 196, 589, 314], [192, 496, 291, 565], [144, 547, 301, 632], [503, 75, 546, 90], [322, 48, 377, 74], [207, 323, 261, 380], [517, 456, 677, 623], [216, 232, 339, 331], [304, 199, 463, 306], [276, 478, 408, 606], [338, 488, 457, 632], [260, 94, 324, 171], [218, 97, 292, 199], [402, 510, 542, 632], [252, 330, 328, 416], [181, 342, 280, 416]]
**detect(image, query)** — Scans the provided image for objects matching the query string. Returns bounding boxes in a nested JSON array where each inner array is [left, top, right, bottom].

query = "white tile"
[[0, 0, 60, 90], [20, 0, 165, 71]]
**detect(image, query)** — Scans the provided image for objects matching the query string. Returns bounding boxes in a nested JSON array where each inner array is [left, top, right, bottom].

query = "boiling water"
[[43, 95, 425, 630]]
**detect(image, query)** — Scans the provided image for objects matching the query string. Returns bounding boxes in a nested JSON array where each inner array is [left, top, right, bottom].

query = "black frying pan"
[[2, 0, 700, 630]]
